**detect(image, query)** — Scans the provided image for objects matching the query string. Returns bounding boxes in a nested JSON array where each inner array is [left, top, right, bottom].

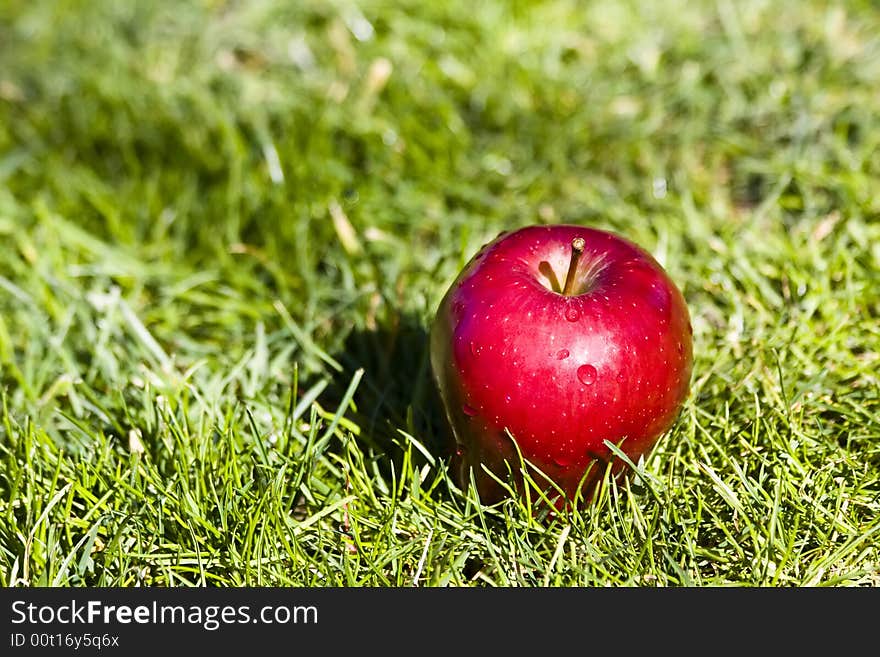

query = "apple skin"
[[430, 224, 693, 507]]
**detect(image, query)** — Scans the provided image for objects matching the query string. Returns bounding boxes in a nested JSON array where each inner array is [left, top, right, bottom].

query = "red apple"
[[430, 224, 693, 507]]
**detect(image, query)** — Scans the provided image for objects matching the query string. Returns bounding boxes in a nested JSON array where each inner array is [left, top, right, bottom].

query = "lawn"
[[0, 0, 878, 586]]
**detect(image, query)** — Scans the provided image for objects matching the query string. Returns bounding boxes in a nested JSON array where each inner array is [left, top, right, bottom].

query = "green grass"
[[1, 0, 878, 586]]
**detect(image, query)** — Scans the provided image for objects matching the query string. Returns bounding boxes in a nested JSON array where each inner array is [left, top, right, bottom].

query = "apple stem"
[[562, 237, 585, 296]]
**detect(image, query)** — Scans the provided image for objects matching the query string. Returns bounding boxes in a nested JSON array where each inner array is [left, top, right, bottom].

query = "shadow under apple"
[[325, 313, 455, 490]]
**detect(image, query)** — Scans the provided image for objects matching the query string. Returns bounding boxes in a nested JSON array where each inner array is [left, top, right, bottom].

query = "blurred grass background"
[[0, 0, 878, 585]]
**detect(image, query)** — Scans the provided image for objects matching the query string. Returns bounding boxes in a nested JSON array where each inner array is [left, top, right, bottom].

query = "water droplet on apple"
[[556, 349, 570, 360], [552, 454, 574, 467], [462, 404, 478, 416], [470, 341, 479, 357], [564, 306, 580, 322], [677, 342, 684, 355], [616, 371, 625, 382], [577, 364, 597, 385]]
